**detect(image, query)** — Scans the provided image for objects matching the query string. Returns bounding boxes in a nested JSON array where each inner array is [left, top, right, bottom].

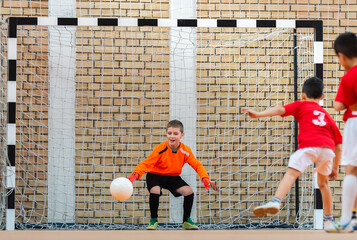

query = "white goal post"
[[2, 17, 323, 230]]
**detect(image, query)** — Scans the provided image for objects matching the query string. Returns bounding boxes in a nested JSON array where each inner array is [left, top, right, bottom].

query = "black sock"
[[183, 193, 194, 222], [149, 193, 160, 219]]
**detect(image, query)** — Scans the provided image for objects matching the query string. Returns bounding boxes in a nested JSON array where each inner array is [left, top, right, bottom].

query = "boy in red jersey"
[[242, 77, 342, 231], [127, 120, 219, 230], [325, 32, 357, 233]]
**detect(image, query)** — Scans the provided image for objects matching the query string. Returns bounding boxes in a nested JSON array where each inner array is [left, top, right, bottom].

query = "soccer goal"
[[0, 17, 323, 230]]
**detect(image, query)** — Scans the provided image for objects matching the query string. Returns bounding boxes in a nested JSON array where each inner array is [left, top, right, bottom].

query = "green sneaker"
[[182, 218, 199, 230], [146, 218, 158, 230]]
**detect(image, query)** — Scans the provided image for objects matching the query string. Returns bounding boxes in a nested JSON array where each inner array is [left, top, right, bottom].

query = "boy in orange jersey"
[[128, 120, 219, 230]]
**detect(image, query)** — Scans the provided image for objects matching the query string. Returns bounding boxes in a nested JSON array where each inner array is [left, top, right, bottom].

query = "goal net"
[[0, 21, 8, 229], [0, 19, 317, 230]]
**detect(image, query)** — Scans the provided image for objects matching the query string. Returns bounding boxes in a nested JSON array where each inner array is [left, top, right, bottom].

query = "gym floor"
[[1, 230, 354, 240]]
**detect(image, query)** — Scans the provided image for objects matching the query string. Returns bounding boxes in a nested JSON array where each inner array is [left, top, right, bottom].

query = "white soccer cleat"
[[253, 201, 280, 217], [351, 218, 357, 231], [325, 220, 354, 233], [324, 220, 335, 232]]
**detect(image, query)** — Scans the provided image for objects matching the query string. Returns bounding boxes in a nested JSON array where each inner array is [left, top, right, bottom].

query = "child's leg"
[[274, 167, 301, 200], [183, 193, 194, 222], [340, 166, 357, 225], [317, 173, 332, 216], [176, 186, 194, 222], [149, 186, 161, 219], [253, 168, 301, 217]]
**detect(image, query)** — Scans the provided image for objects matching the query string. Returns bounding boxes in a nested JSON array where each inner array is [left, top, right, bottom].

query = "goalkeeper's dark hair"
[[333, 32, 357, 58], [167, 120, 184, 133], [302, 77, 324, 99]]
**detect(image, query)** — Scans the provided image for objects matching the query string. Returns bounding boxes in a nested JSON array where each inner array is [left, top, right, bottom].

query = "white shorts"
[[341, 117, 357, 167], [288, 147, 335, 176]]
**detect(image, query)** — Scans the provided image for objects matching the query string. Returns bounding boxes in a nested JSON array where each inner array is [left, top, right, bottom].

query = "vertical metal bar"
[[6, 17, 18, 231], [48, 0, 76, 224], [169, 0, 197, 223], [293, 28, 300, 222]]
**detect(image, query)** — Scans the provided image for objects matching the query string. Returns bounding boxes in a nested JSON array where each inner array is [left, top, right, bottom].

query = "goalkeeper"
[[242, 77, 342, 231], [128, 119, 219, 230]]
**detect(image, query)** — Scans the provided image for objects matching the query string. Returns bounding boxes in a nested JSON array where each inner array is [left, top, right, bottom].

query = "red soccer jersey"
[[281, 101, 342, 150], [339, 65, 357, 106], [335, 81, 357, 122]]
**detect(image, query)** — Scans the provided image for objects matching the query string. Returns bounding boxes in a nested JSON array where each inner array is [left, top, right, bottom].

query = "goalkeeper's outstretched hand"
[[127, 172, 139, 183], [202, 178, 219, 191]]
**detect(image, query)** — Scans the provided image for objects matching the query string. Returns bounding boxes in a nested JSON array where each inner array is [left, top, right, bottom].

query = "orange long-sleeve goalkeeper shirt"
[[133, 141, 209, 181]]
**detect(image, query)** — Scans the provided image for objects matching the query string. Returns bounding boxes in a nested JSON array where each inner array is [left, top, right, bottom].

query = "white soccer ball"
[[110, 177, 133, 201]]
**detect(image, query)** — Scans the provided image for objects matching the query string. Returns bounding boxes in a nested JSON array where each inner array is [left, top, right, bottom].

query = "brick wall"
[[1, 0, 356, 228]]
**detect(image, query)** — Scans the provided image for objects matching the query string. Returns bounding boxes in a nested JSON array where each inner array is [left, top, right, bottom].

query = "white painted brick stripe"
[[313, 171, 319, 188], [197, 19, 217, 28], [6, 166, 15, 188], [237, 19, 256, 28], [6, 209, 15, 230], [38, 17, 57, 26], [314, 209, 324, 230], [7, 124, 16, 145], [158, 19, 177, 27], [78, 18, 97, 26], [7, 81, 16, 103], [276, 20, 296, 28], [7, 38, 17, 60], [319, 99, 324, 106], [314, 42, 324, 63], [118, 18, 138, 27]]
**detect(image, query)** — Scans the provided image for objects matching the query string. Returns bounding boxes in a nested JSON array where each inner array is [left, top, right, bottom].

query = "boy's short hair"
[[167, 120, 184, 133], [302, 77, 324, 99], [333, 32, 357, 58]]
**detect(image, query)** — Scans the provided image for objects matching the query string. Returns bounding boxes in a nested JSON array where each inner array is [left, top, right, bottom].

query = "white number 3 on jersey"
[[312, 110, 326, 126]]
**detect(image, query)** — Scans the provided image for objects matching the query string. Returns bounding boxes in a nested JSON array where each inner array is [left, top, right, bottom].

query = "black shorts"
[[146, 172, 189, 197]]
